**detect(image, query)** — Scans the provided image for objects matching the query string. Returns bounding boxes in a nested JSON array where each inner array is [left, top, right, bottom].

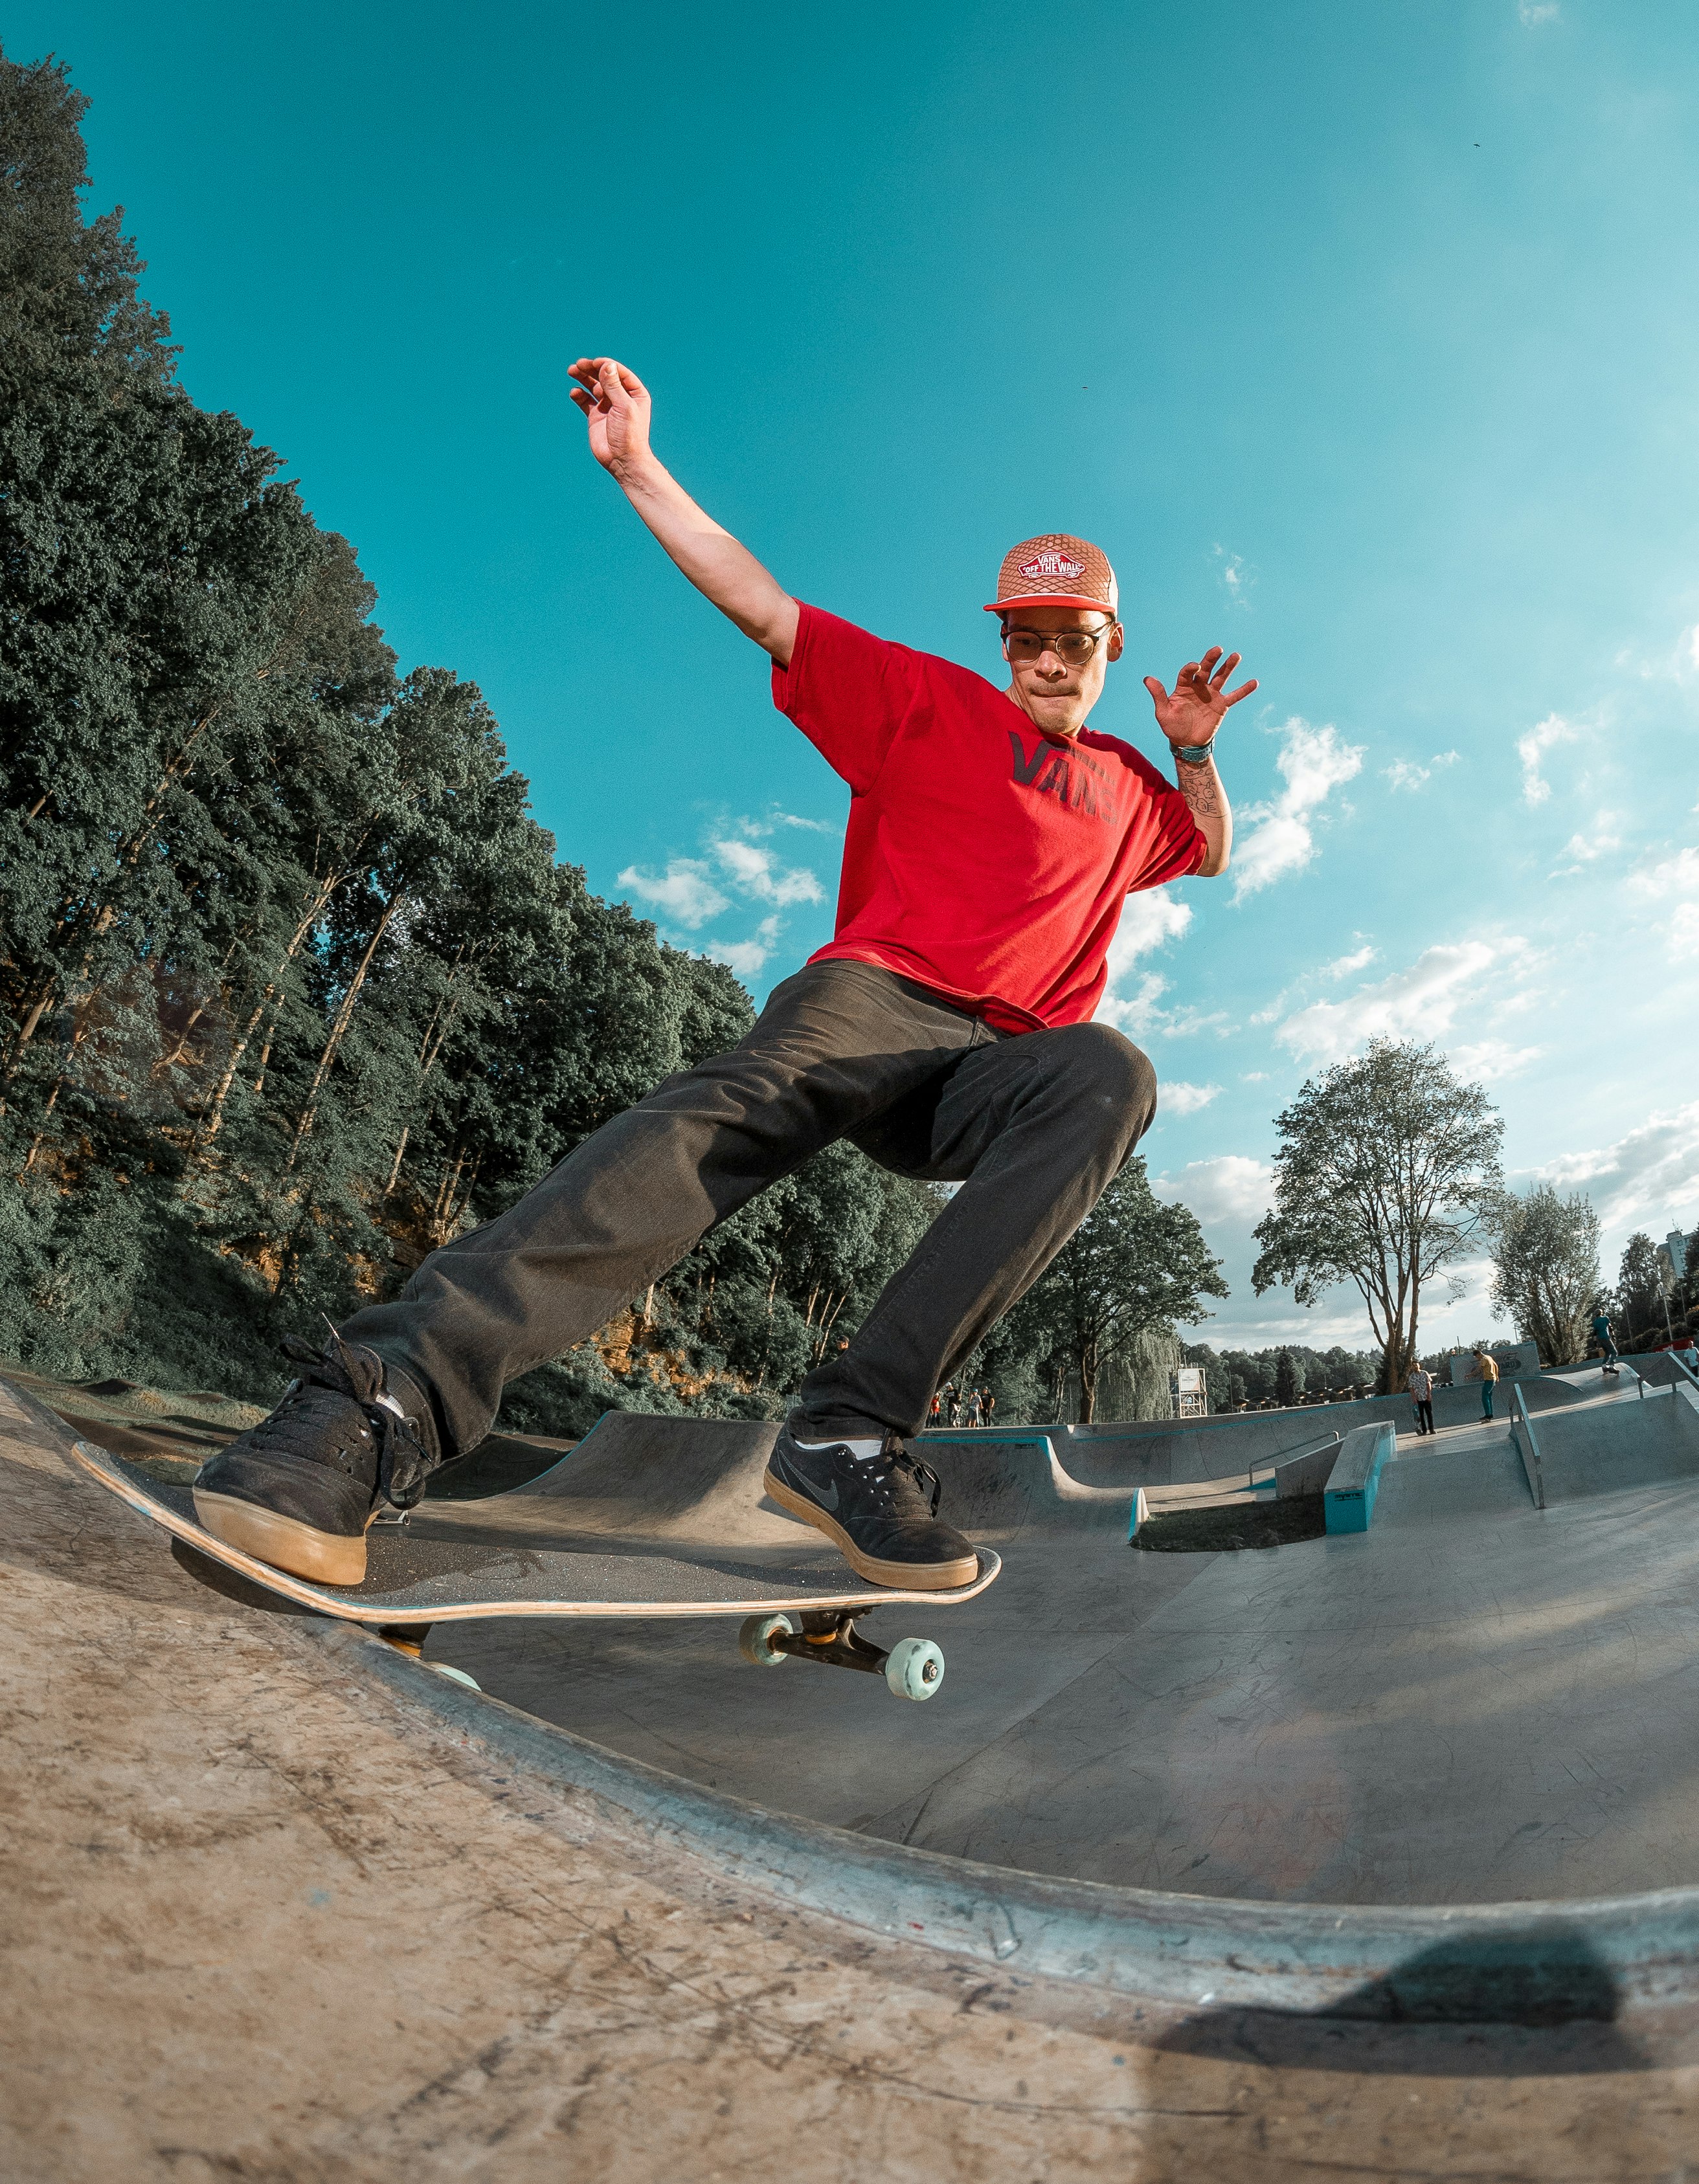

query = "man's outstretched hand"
[[1143, 648, 1257, 749], [568, 357, 655, 481]]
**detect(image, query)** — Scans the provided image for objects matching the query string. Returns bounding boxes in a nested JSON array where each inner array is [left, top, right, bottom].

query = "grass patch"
[[1132, 1493, 1327, 1554]]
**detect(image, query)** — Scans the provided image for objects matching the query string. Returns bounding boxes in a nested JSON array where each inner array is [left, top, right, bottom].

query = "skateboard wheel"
[[885, 1636, 944, 1702], [739, 1612, 794, 1667]]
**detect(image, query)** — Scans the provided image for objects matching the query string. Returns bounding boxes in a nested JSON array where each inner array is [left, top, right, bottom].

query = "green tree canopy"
[[994, 1157, 1226, 1423], [1489, 1183, 1601, 1366], [1252, 1040, 1503, 1392], [1615, 1231, 1669, 1343]]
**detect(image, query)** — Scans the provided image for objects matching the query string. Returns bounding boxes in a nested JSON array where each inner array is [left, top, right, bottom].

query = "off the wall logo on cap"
[[985, 531, 1119, 616], [1018, 551, 1085, 581]]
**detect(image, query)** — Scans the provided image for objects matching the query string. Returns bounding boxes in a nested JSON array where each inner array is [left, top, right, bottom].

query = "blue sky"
[[17, 0, 1699, 1352]]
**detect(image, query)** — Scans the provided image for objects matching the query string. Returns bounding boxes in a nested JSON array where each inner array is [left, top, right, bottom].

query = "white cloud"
[[1671, 904, 1699, 962], [1097, 971, 1228, 1041], [1161, 1080, 1222, 1117], [710, 838, 824, 908], [1629, 844, 1699, 898], [705, 915, 783, 979], [1211, 544, 1252, 603], [1533, 1102, 1699, 1234], [1231, 718, 1364, 901], [1384, 751, 1460, 792], [1111, 886, 1192, 967], [617, 858, 730, 928], [1099, 971, 1169, 1036], [1450, 1038, 1544, 1084], [624, 816, 830, 961], [1516, 713, 1577, 805], [1151, 1154, 1275, 1228], [1552, 825, 1622, 875], [771, 811, 840, 835], [1099, 887, 1195, 1032], [1324, 944, 1377, 980], [1518, 1, 1558, 22], [1276, 937, 1516, 1064], [1241, 1070, 1268, 1083]]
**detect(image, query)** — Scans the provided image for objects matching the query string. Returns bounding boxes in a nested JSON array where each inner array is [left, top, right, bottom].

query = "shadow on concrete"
[[1153, 1926, 1656, 2076], [170, 1537, 324, 1618]]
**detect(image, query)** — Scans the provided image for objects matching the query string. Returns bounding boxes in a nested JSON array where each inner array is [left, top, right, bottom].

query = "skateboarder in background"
[[194, 356, 1254, 1594], [1593, 1309, 1621, 1377]]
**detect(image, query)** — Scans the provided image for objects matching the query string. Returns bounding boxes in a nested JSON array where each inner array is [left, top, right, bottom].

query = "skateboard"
[[66, 1410, 1000, 1704]]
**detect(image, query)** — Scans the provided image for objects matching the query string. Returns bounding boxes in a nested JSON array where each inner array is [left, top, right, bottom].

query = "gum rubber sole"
[[762, 1469, 978, 1592], [192, 1489, 371, 1587]]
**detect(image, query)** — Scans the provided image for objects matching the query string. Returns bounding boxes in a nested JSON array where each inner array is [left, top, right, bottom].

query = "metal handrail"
[[1511, 1381, 1546, 1510]]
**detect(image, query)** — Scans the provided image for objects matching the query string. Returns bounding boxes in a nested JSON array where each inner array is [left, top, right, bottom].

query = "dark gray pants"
[[342, 960, 1157, 1458]]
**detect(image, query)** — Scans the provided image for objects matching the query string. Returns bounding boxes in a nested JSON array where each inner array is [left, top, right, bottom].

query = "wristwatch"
[[1173, 741, 1216, 766]]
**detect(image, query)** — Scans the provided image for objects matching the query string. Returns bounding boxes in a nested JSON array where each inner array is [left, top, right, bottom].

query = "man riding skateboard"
[[193, 357, 1255, 1594]]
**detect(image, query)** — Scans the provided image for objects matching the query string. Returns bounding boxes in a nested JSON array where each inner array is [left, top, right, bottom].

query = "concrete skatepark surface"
[[10, 1361, 1699, 2176], [419, 1376, 1699, 1906]]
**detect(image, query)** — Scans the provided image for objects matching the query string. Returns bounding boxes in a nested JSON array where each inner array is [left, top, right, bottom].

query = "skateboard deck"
[[67, 1410, 1000, 1627]]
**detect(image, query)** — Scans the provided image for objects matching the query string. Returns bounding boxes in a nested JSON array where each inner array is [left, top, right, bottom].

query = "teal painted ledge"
[[1323, 1421, 1396, 1535]]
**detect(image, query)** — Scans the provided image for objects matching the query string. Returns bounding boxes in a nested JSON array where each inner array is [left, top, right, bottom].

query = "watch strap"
[[1174, 741, 1216, 766]]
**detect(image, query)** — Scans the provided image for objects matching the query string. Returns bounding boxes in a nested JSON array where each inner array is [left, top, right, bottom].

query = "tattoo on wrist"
[[1176, 758, 1221, 818]]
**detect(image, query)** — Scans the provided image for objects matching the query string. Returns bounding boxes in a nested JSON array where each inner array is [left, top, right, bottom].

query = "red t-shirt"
[[771, 604, 1206, 1033]]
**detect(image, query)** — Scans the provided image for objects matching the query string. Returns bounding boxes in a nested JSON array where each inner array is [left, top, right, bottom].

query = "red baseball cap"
[[984, 533, 1119, 619]]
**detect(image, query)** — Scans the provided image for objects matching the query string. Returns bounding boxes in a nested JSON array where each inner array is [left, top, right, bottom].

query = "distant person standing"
[[982, 1388, 997, 1429], [1592, 1310, 1621, 1377], [1476, 1347, 1500, 1420], [1406, 1363, 1435, 1438], [1674, 1336, 1698, 1380], [946, 1386, 962, 1428], [965, 1388, 984, 1428], [927, 1390, 943, 1429]]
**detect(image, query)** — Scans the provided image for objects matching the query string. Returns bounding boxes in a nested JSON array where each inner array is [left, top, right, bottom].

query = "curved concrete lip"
[[337, 1621, 1699, 2025]]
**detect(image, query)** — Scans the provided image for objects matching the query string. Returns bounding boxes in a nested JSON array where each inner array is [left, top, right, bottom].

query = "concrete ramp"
[[1373, 1440, 1542, 1523], [1533, 1388, 1699, 1505], [1053, 1420, 1351, 1489], [515, 1409, 779, 1537], [913, 1432, 1134, 1535], [1057, 1374, 1587, 1484]]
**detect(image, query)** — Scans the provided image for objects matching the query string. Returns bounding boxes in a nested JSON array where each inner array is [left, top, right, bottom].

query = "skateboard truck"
[[737, 1607, 945, 1702], [376, 1623, 482, 1693]]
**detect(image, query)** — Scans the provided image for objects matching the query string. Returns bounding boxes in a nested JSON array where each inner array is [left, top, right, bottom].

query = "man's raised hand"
[[568, 357, 654, 481], [1142, 648, 1257, 749]]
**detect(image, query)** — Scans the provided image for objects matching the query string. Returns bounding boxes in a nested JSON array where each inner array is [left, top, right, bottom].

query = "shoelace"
[[275, 1333, 434, 1510], [865, 1443, 943, 1518]]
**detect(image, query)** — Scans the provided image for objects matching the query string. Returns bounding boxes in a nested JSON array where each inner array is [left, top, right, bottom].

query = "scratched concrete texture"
[[6, 1380, 1699, 2181]]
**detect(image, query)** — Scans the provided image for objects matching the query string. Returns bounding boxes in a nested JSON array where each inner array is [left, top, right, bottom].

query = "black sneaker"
[[763, 1419, 978, 1591], [192, 1334, 435, 1587]]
